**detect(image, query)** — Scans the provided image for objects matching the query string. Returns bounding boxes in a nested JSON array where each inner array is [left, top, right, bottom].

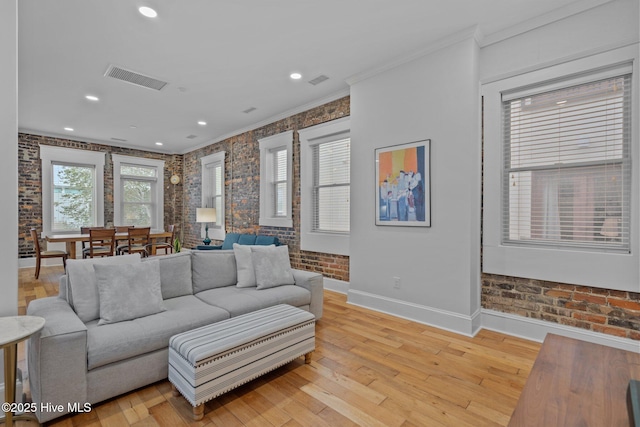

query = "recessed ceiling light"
[[197, 121, 207, 126], [155, 142, 163, 146], [64, 127, 74, 131], [290, 72, 302, 80], [557, 100, 567, 105], [85, 95, 99, 101], [138, 6, 157, 18], [130, 125, 137, 129]]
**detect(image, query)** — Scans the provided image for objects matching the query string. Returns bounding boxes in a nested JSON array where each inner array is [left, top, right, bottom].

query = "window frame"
[[40, 145, 105, 236], [112, 154, 164, 230], [482, 46, 639, 292], [299, 117, 351, 255], [259, 131, 293, 228], [200, 151, 226, 241]]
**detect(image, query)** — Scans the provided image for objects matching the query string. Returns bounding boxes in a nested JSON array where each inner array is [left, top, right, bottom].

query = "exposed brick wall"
[[183, 96, 350, 282], [18, 133, 183, 258], [482, 274, 640, 340]]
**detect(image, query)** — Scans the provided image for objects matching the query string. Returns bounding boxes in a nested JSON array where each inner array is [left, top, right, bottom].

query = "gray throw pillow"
[[253, 245, 295, 290], [65, 254, 142, 323], [144, 251, 193, 299], [234, 243, 256, 287], [93, 259, 165, 325]]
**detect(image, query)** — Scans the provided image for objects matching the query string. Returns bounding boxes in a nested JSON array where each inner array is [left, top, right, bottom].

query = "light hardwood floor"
[[16, 265, 540, 427]]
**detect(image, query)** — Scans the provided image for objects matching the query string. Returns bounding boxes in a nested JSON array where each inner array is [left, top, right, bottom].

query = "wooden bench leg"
[[305, 351, 313, 364], [171, 383, 180, 397], [193, 403, 204, 421]]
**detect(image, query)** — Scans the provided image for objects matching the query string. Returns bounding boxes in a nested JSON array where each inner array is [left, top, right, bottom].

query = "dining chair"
[[145, 224, 177, 255], [31, 228, 68, 279], [117, 227, 150, 257], [86, 228, 116, 258], [81, 226, 106, 259], [114, 225, 134, 247]]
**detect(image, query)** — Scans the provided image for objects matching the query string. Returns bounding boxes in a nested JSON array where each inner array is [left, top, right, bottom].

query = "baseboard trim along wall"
[[323, 278, 350, 295], [347, 289, 482, 337], [481, 308, 640, 353]]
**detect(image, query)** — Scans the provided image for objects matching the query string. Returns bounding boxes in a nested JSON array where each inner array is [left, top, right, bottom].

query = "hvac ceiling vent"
[[110, 137, 128, 142], [243, 107, 257, 114], [186, 134, 198, 139], [104, 65, 168, 91], [308, 75, 329, 86]]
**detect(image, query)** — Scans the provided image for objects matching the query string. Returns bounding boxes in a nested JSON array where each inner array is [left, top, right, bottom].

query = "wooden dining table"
[[45, 230, 173, 259]]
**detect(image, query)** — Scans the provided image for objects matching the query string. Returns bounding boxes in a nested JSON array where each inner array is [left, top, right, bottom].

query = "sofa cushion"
[[65, 254, 141, 323], [237, 234, 257, 245], [220, 233, 241, 250], [195, 285, 311, 317], [191, 250, 237, 293], [255, 235, 280, 246], [94, 260, 165, 325], [144, 251, 193, 299], [253, 245, 295, 289], [86, 295, 230, 370]]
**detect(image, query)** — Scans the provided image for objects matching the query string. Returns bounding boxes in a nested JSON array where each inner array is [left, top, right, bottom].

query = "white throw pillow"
[[93, 259, 165, 325], [253, 245, 295, 290]]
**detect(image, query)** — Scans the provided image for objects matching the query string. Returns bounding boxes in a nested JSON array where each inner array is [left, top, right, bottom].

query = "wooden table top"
[[508, 333, 640, 426], [46, 230, 171, 242]]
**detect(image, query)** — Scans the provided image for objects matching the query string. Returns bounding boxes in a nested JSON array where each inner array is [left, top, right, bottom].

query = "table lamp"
[[196, 208, 217, 245]]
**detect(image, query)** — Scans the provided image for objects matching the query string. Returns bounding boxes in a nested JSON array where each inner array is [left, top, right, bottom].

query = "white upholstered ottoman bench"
[[168, 304, 316, 420]]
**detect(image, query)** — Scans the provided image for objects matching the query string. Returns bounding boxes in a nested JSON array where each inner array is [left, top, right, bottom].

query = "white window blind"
[[503, 72, 631, 252], [272, 147, 287, 217], [312, 137, 350, 233]]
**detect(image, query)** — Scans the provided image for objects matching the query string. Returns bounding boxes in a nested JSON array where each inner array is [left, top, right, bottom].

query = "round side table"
[[0, 316, 45, 427]]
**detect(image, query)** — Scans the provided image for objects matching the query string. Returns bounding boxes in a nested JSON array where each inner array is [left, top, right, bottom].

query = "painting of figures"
[[375, 139, 431, 226]]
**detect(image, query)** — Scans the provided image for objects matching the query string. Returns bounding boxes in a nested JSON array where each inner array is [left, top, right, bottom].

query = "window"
[[482, 47, 638, 292], [259, 131, 293, 228], [503, 74, 631, 252], [112, 154, 164, 229], [201, 151, 225, 241], [299, 117, 350, 255], [40, 146, 105, 235]]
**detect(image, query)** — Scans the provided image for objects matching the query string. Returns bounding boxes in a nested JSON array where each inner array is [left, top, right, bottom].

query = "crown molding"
[[180, 88, 351, 155], [346, 25, 483, 86], [479, 0, 616, 47], [18, 127, 172, 154]]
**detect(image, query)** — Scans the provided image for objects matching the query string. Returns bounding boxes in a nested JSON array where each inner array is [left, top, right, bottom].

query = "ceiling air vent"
[[308, 75, 329, 86], [186, 134, 198, 139], [110, 137, 128, 142], [104, 65, 168, 91], [243, 107, 257, 114]]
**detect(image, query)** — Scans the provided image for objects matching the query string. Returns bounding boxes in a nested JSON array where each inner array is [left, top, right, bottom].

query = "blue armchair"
[[196, 233, 281, 250]]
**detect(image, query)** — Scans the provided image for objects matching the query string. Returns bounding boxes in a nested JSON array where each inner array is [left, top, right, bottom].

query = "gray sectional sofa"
[[26, 248, 323, 423]]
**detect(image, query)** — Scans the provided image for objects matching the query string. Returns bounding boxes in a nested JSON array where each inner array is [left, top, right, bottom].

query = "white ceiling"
[[18, 0, 606, 154]]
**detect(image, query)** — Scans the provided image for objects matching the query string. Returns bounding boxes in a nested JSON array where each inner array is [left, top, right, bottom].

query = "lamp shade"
[[196, 207, 217, 223]]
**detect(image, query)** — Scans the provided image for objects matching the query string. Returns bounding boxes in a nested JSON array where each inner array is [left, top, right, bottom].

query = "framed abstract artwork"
[[375, 139, 431, 227]]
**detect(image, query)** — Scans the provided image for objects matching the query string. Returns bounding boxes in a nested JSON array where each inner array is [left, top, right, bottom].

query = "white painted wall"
[[480, 0, 639, 82], [349, 36, 481, 335], [0, 0, 18, 316], [347, 0, 639, 345]]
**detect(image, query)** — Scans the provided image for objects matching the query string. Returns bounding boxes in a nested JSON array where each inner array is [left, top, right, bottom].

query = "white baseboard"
[[323, 278, 349, 294], [482, 308, 640, 353], [347, 289, 482, 337]]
